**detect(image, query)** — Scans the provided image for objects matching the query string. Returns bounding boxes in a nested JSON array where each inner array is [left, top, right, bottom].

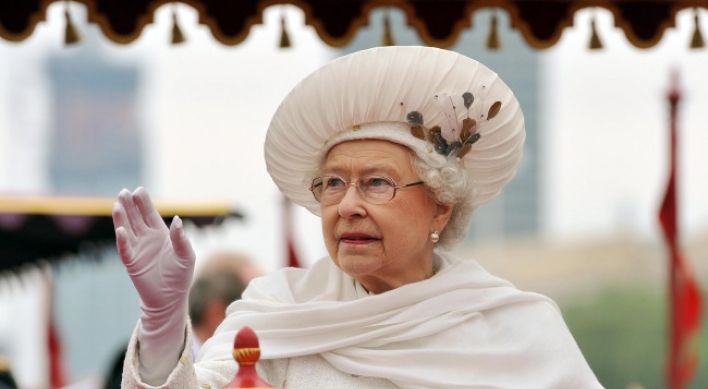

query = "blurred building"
[[47, 43, 143, 195]]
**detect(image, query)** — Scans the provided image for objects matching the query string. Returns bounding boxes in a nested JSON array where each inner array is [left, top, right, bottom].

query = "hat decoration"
[[406, 89, 502, 159]]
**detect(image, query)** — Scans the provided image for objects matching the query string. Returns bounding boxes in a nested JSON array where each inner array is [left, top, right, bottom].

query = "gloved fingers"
[[118, 188, 149, 236], [114, 226, 136, 267], [133, 187, 166, 230], [112, 202, 137, 244], [169, 216, 196, 263]]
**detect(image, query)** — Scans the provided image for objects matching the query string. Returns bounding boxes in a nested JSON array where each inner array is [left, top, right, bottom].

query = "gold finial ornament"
[[221, 327, 274, 388]]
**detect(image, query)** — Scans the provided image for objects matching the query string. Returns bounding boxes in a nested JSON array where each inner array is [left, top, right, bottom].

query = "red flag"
[[660, 72, 703, 389], [283, 196, 302, 268], [47, 319, 66, 388], [40, 266, 67, 389]]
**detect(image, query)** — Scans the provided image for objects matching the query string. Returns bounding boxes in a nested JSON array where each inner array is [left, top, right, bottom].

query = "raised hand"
[[112, 187, 195, 311], [112, 187, 195, 385]]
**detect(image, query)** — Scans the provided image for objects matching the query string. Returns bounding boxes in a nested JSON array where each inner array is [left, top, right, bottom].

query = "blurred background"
[[0, 2, 706, 389]]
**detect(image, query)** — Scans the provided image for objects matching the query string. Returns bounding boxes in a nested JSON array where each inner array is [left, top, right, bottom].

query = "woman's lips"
[[340, 232, 379, 244]]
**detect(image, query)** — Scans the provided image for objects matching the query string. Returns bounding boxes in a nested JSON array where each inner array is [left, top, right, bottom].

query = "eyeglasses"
[[310, 175, 425, 205]]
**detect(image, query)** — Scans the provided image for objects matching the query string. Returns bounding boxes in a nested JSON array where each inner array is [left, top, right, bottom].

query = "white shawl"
[[198, 252, 603, 389]]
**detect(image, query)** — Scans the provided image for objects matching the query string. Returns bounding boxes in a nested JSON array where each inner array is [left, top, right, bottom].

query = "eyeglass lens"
[[311, 176, 423, 205], [314, 176, 394, 205]]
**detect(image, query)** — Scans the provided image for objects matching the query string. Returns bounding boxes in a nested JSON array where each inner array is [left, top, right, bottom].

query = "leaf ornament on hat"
[[407, 90, 502, 159]]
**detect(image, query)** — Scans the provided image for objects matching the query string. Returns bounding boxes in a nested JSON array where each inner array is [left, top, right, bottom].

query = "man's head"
[[189, 270, 246, 344]]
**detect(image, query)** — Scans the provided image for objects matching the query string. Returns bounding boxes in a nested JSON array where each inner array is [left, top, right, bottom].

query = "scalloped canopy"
[[0, 0, 705, 49]]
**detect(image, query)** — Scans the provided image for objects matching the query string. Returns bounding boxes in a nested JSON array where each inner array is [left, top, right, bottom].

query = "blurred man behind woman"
[[189, 250, 264, 356]]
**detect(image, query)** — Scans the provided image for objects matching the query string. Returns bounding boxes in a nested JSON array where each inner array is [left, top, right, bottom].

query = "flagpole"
[[667, 71, 680, 389], [661, 70, 703, 389]]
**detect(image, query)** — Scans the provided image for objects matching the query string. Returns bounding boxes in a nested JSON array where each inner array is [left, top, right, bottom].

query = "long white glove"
[[112, 187, 196, 385]]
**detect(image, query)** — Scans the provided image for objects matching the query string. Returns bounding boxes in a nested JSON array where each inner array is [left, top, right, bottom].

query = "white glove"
[[112, 187, 196, 385]]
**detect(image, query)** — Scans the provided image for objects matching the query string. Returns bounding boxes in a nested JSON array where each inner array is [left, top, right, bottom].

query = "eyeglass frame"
[[309, 175, 425, 205]]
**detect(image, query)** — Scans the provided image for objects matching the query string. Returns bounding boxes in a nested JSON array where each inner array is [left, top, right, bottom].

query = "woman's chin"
[[335, 254, 382, 279]]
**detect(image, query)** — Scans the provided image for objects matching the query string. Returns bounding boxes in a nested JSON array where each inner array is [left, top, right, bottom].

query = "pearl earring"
[[429, 230, 440, 243]]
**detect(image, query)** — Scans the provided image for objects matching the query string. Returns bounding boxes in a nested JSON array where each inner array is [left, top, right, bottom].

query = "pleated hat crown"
[[265, 46, 525, 216]]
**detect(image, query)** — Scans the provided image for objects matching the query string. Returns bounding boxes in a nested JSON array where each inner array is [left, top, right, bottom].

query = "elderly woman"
[[113, 46, 604, 388]]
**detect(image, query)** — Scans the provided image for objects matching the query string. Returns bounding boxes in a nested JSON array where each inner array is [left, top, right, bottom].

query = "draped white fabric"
[[199, 253, 603, 389]]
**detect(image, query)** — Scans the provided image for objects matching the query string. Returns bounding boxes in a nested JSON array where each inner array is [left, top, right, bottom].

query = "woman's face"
[[320, 139, 453, 294]]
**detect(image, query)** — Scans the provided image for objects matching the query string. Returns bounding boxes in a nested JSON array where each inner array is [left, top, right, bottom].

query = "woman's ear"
[[433, 202, 454, 232]]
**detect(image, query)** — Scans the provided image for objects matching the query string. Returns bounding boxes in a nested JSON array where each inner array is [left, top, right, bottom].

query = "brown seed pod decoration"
[[410, 125, 425, 140], [427, 126, 441, 143], [460, 118, 477, 140], [458, 144, 473, 159], [487, 101, 502, 120]]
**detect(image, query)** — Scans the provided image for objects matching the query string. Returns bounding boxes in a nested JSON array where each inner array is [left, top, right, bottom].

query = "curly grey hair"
[[409, 152, 477, 250]]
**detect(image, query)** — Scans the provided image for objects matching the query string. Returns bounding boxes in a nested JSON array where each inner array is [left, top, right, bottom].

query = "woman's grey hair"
[[410, 152, 477, 250]]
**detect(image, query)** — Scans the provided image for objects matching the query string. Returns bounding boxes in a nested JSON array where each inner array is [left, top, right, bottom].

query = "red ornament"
[[222, 326, 274, 389]]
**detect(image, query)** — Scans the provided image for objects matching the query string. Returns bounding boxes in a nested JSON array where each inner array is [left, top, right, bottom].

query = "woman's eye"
[[367, 177, 392, 187], [326, 177, 346, 188]]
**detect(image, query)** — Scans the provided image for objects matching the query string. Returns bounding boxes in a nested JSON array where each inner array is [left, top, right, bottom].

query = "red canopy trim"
[[0, 0, 704, 49]]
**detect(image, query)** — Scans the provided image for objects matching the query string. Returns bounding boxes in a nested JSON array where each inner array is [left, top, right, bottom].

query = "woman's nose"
[[338, 184, 367, 218]]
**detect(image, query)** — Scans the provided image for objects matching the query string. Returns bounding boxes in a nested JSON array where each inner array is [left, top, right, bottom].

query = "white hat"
[[265, 46, 525, 216]]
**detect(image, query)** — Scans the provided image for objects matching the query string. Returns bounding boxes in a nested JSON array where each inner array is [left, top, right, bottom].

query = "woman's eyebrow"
[[360, 164, 399, 177], [323, 163, 399, 177]]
